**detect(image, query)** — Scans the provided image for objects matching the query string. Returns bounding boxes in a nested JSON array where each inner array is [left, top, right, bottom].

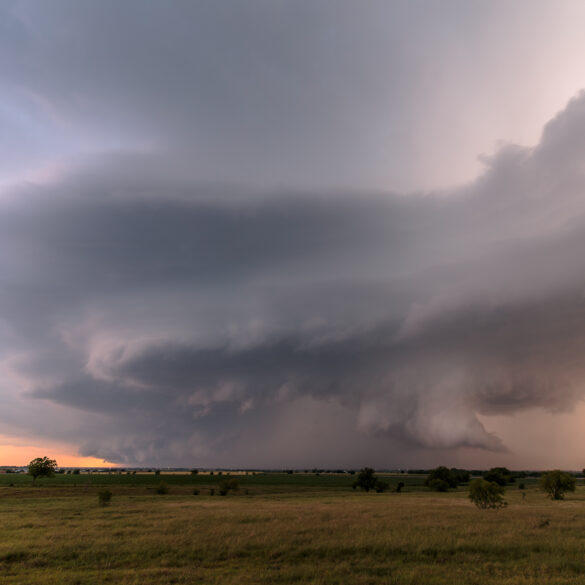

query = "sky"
[[2, 1, 585, 469]]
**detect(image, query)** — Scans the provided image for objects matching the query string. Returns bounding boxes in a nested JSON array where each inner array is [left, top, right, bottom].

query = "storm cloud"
[[2, 1, 585, 467]]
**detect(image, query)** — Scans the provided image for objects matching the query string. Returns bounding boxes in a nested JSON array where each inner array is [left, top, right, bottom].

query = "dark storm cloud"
[[3, 93, 585, 465], [4, 1, 585, 466]]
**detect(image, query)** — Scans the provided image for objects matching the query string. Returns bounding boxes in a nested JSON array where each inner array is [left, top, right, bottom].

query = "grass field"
[[1, 472, 584, 584]]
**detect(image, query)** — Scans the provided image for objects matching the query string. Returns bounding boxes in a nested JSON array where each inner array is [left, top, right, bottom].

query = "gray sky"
[[2, 0, 585, 468]]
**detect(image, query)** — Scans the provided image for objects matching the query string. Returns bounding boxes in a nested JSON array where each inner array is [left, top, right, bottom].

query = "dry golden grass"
[[1, 485, 585, 584]]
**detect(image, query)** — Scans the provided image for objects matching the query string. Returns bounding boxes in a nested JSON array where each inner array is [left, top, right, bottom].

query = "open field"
[[0, 471, 428, 493], [1, 474, 585, 584]]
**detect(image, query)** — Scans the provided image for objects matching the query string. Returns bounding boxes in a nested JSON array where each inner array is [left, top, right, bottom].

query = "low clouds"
[[2, 91, 585, 465]]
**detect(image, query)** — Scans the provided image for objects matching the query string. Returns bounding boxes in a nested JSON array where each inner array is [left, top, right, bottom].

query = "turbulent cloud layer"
[[3, 1, 585, 466], [1, 93, 585, 465]]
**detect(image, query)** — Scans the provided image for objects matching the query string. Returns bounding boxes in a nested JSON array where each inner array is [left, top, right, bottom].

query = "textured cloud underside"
[[2, 91, 585, 465]]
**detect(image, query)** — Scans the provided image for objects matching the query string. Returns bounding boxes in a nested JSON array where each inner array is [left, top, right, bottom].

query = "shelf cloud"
[[2, 1, 585, 466]]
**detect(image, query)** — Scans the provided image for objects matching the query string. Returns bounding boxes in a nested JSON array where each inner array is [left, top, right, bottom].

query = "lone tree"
[[28, 456, 57, 484], [353, 467, 388, 493], [540, 470, 576, 500], [468, 478, 506, 509]]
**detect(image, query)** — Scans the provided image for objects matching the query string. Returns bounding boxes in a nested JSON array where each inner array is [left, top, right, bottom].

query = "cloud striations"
[[3, 1, 585, 466], [0, 93, 585, 465]]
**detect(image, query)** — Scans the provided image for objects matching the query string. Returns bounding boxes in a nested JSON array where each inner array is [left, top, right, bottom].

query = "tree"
[[468, 479, 506, 509], [28, 457, 57, 484], [483, 467, 513, 486], [540, 470, 576, 500], [353, 467, 388, 492], [425, 466, 468, 491]]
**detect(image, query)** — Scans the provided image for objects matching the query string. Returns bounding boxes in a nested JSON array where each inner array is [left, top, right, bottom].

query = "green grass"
[[0, 475, 583, 584], [0, 470, 428, 492]]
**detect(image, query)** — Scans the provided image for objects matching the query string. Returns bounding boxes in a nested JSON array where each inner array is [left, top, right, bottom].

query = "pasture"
[[1, 472, 584, 584]]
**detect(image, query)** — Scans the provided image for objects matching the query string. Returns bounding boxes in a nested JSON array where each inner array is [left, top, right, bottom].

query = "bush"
[[468, 479, 506, 509], [427, 478, 449, 492], [155, 482, 169, 495], [98, 489, 113, 506], [540, 470, 576, 500], [218, 478, 239, 496], [193, 489, 199, 495]]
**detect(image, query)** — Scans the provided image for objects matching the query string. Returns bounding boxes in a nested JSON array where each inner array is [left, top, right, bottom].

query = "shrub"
[[155, 482, 169, 495], [193, 489, 199, 495], [218, 478, 239, 496], [427, 478, 449, 492], [540, 470, 576, 500], [98, 489, 113, 506], [468, 479, 506, 509]]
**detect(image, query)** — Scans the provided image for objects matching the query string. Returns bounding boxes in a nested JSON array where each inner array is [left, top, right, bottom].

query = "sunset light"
[[0, 435, 117, 468]]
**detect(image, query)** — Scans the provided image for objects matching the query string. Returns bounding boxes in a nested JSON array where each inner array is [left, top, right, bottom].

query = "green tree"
[[483, 467, 513, 486], [468, 478, 506, 509], [540, 470, 576, 500], [28, 457, 57, 484], [425, 466, 468, 491], [353, 468, 388, 492]]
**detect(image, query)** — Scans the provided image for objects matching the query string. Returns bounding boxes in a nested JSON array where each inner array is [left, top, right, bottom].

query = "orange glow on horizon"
[[0, 435, 118, 468]]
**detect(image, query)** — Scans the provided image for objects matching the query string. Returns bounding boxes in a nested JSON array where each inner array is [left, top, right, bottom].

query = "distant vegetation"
[[352, 468, 389, 492], [483, 467, 514, 486], [424, 466, 470, 491]]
